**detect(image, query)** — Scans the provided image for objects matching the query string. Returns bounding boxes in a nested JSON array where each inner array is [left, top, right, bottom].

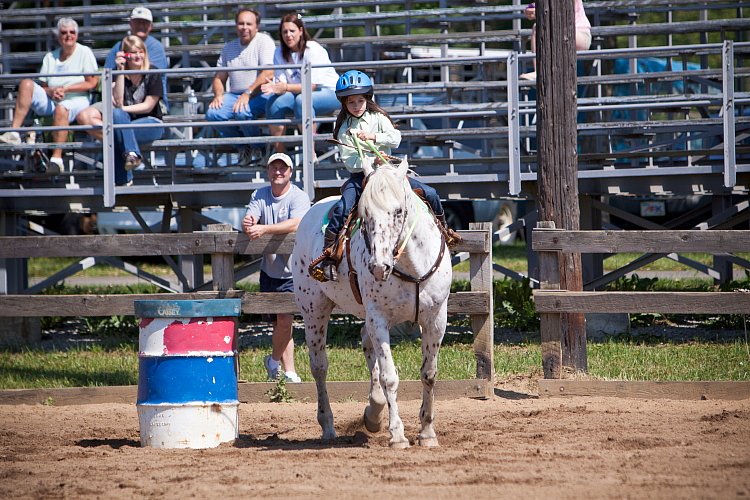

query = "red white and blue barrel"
[[134, 299, 242, 449]]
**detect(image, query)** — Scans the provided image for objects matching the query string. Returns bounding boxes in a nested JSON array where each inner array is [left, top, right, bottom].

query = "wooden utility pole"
[[535, 0, 587, 374]]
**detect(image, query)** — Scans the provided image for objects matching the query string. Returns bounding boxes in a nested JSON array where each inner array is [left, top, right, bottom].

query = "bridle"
[[359, 173, 447, 324]]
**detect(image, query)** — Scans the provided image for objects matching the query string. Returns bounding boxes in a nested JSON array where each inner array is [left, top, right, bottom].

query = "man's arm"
[[244, 217, 300, 240], [104, 43, 119, 70], [247, 69, 274, 96], [61, 75, 99, 94]]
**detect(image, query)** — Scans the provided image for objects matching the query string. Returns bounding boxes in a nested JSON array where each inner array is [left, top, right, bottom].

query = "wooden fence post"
[[469, 222, 494, 395], [207, 224, 235, 291], [535, 0, 588, 373], [536, 221, 562, 379]]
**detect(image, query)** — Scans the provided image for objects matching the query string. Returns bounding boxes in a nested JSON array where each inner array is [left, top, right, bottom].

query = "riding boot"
[[312, 228, 340, 282], [436, 214, 463, 248]]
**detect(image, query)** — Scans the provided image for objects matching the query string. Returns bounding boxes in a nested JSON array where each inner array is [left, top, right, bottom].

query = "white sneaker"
[[284, 372, 302, 383], [0, 131, 21, 145], [47, 156, 63, 174], [264, 355, 280, 381]]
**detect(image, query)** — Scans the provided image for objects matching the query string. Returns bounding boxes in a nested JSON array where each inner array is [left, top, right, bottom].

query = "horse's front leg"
[[417, 306, 448, 447], [304, 304, 336, 441], [361, 325, 386, 433], [367, 313, 409, 449]]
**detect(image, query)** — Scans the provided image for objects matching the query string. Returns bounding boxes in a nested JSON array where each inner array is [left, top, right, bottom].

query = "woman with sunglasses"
[[0, 18, 99, 173]]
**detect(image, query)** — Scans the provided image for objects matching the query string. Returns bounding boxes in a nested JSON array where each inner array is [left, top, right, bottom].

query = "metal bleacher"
[[0, 0, 748, 292]]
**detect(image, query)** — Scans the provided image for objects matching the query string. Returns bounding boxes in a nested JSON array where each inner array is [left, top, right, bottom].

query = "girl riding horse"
[[312, 70, 461, 282]]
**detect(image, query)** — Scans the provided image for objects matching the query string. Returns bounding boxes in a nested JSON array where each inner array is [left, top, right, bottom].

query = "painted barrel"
[[134, 299, 242, 449]]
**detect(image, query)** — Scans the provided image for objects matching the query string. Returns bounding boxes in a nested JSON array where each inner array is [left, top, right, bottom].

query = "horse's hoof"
[[321, 430, 337, 442], [417, 436, 440, 447], [389, 439, 411, 449], [363, 408, 383, 433]]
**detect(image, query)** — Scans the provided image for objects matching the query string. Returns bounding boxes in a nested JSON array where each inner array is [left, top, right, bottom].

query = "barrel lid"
[[134, 299, 242, 318]]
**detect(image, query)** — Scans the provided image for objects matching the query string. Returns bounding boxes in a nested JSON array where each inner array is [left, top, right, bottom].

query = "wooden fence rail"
[[532, 226, 750, 378], [0, 226, 495, 398]]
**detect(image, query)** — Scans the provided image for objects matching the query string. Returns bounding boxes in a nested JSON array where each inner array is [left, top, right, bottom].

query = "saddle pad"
[[315, 196, 339, 234], [315, 189, 430, 235]]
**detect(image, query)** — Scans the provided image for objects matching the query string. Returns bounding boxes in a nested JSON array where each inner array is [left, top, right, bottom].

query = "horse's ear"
[[396, 156, 408, 176], [362, 155, 375, 177]]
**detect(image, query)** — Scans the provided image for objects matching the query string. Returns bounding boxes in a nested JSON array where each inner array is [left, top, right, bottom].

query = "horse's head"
[[358, 157, 410, 281]]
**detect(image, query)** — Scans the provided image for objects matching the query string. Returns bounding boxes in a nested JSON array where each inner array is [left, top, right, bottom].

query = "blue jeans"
[[327, 172, 444, 236], [206, 92, 269, 137], [266, 88, 339, 121], [113, 108, 164, 185]]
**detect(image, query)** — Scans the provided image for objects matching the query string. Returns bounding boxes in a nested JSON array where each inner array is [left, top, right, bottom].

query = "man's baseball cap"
[[130, 7, 153, 23], [267, 153, 294, 168]]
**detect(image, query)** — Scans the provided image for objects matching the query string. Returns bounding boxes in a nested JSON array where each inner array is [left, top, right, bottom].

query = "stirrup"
[[311, 259, 338, 283], [309, 250, 339, 283], [445, 229, 463, 248]]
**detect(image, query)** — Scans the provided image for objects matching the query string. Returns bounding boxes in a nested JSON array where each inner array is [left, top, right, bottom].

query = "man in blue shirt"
[[104, 7, 169, 111]]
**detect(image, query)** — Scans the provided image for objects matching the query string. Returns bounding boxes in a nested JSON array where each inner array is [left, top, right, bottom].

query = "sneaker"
[[124, 152, 141, 171], [238, 146, 264, 166], [25, 131, 36, 145], [47, 156, 63, 175], [0, 131, 21, 145], [284, 372, 302, 383], [264, 354, 281, 381]]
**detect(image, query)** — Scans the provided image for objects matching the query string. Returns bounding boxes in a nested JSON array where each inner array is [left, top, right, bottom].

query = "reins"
[[360, 178, 447, 324], [336, 140, 447, 323], [391, 231, 446, 324]]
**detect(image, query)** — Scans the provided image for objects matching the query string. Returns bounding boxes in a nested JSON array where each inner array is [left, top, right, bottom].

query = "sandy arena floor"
[[1, 384, 748, 499]]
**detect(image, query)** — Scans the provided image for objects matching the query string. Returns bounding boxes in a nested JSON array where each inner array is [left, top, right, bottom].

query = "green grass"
[[27, 257, 214, 278], [450, 241, 750, 275], [31, 249, 750, 278], [1, 338, 747, 390], [8, 260, 748, 390]]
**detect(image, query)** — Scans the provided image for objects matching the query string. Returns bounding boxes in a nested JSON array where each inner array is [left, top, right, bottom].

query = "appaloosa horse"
[[292, 157, 452, 448]]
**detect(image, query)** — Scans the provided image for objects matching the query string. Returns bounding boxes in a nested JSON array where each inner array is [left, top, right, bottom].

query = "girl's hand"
[[115, 51, 127, 69], [355, 130, 376, 142]]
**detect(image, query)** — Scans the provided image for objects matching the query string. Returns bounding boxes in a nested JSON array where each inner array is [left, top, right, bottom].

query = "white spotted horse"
[[291, 157, 452, 448]]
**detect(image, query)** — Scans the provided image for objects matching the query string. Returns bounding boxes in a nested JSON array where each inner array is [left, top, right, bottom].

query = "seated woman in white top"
[[261, 12, 339, 154]]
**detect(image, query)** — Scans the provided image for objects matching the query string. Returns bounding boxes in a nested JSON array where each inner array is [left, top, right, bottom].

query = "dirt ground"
[[1, 383, 749, 499]]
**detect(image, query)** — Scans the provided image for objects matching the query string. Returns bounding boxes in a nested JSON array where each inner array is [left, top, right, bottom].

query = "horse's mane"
[[358, 165, 405, 219]]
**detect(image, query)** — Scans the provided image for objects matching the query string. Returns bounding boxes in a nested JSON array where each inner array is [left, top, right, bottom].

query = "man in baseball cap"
[[80, 5, 171, 145], [130, 6, 153, 23], [103, 6, 168, 108], [242, 151, 310, 383]]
